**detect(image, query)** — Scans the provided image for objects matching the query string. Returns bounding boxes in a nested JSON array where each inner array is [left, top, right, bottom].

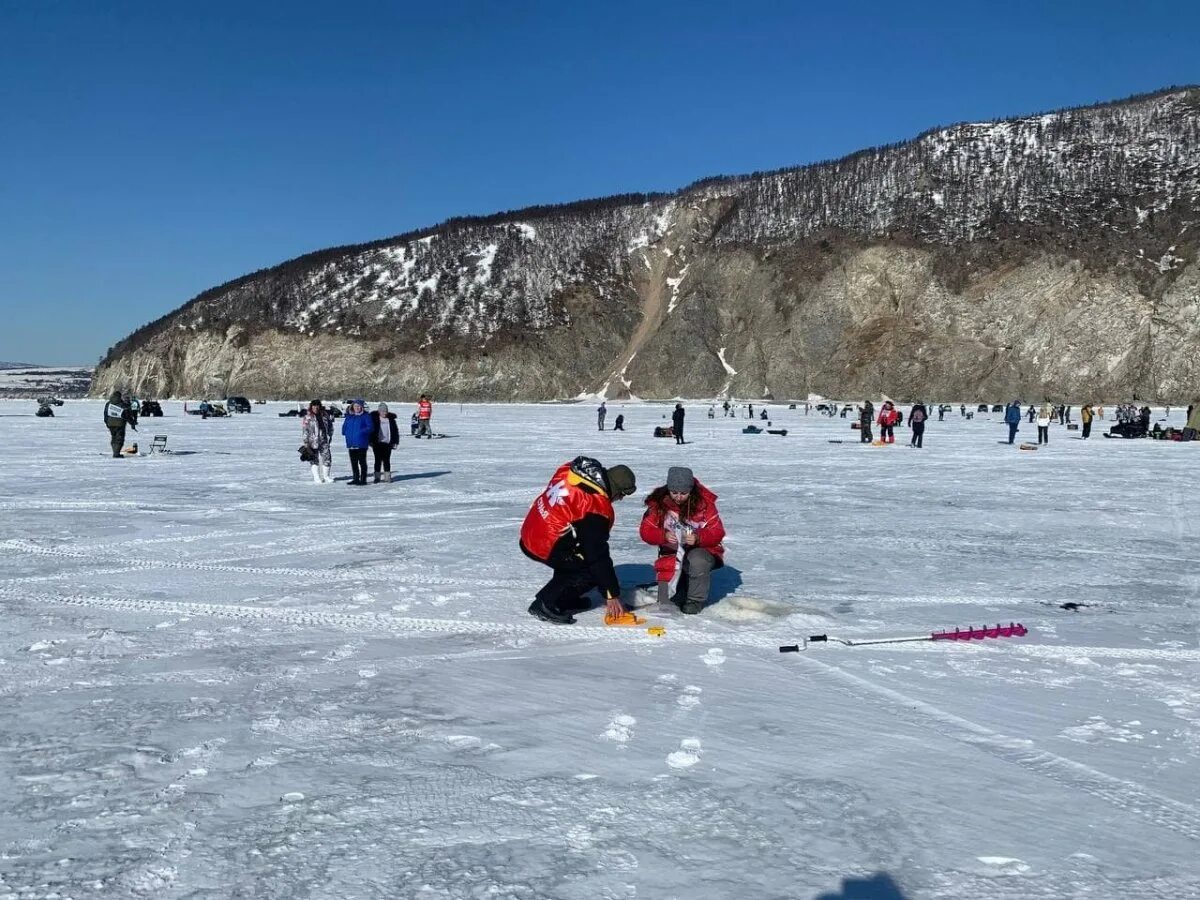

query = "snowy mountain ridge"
[[95, 87, 1200, 401]]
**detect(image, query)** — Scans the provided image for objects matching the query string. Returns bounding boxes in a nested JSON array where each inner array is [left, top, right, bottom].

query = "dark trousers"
[[881, 424, 894, 442], [417, 418, 432, 438], [372, 443, 393, 473], [910, 422, 924, 447], [860, 424, 872, 443], [1037, 426, 1049, 444], [107, 424, 125, 457], [535, 558, 596, 615], [1082, 421, 1091, 439], [674, 425, 684, 444], [348, 448, 368, 483], [1008, 423, 1019, 444], [672, 548, 717, 607]]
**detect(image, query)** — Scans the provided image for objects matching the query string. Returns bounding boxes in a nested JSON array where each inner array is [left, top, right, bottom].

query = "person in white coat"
[[1036, 404, 1052, 445]]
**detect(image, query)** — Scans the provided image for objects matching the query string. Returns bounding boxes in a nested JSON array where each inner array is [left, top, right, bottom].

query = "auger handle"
[[779, 645, 802, 653]]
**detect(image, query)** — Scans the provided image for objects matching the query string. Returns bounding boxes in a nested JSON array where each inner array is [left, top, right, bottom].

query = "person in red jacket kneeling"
[[520, 456, 637, 625], [639, 467, 725, 614]]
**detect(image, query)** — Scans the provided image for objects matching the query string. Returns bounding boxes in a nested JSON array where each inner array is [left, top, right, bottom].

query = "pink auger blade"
[[781, 622, 1029, 651], [931, 622, 1027, 641]]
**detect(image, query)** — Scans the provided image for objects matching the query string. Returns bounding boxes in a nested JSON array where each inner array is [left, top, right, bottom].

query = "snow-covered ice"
[[1, 400, 1198, 898]]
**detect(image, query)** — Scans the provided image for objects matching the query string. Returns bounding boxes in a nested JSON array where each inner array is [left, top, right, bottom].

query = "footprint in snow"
[[677, 685, 703, 709], [666, 738, 703, 769], [702, 648, 725, 667], [602, 714, 637, 745]]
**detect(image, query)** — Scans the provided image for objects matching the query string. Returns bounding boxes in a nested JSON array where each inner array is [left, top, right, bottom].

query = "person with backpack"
[[639, 467, 726, 614], [909, 402, 928, 448], [1004, 400, 1022, 444], [370, 402, 399, 483], [520, 456, 637, 624], [341, 399, 374, 485], [102, 390, 136, 459], [301, 400, 334, 483]]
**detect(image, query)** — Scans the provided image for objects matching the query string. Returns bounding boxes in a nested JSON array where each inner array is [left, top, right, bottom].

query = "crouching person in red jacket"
[[639, 466, 725, 614], [520, 456, 637, 624]]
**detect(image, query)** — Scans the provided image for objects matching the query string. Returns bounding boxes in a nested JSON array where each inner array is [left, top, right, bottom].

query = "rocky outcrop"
[[95, 88, 1200, 402]]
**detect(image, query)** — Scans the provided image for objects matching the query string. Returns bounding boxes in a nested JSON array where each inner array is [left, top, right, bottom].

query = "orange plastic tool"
[[604, 611, 646, 627]]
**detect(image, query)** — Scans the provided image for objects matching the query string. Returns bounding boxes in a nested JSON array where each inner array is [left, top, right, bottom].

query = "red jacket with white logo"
[[417, 399, 432, 420], [639, 481, 726, 582], [520, 458, 620, 597]]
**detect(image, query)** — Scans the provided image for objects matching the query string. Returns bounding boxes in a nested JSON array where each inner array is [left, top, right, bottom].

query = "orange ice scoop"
[[604, 611, 647, 627]]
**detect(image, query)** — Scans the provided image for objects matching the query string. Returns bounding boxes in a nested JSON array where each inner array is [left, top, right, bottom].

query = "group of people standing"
[[301, 396, 433, 485], [856, 400, 927, 447], [520, 458, 726, 624]]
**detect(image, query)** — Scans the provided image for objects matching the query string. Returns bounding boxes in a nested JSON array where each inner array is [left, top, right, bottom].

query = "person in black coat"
[[369, 402, 399, 483], [672, 403, 685, 444]]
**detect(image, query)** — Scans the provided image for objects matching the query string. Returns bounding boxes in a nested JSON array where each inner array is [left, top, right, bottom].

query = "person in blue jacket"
[[1004, 400, 1023, 444], [341, 399, 374, 485]]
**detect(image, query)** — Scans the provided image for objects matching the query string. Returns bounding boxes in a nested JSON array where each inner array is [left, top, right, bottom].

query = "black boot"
[[527, 597, 575, 625]]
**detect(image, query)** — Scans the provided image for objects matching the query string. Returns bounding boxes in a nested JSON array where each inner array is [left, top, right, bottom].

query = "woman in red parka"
[[639, 466, 725, 614], [877, 400, 899, 443]]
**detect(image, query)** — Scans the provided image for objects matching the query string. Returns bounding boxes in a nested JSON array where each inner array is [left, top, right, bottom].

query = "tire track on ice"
[[0, 528, 515, 584], [1, 588, 782, 648], [796, 654, 1200, 842]]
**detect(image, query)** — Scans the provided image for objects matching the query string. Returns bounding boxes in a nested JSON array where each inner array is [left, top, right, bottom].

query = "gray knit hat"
[[667, 466, 694, 493], [377, 402, 389, 413]]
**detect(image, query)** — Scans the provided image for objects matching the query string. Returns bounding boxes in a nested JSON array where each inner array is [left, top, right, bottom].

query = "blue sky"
[[1, 0, 1196, 365]]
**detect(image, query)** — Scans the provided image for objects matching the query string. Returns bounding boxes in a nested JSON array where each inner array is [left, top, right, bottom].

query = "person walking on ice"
[[519, 456, 637, 625], [597, 401, 607, 431], [908, 401, 927, 448], [672, 403, 686, 444], [640, 466, 726, 614]]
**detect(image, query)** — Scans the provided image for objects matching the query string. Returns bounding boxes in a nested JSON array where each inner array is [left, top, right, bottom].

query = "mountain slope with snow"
[[95, 87, 1200, 401]]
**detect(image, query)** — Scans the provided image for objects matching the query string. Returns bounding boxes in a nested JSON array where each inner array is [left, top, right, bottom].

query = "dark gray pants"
[[661, 548, 716, 607], [107, 424, 125, 457]]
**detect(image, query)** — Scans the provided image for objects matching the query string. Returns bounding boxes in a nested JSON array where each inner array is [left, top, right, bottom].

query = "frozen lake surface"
[[1, 399, 1198, 899]]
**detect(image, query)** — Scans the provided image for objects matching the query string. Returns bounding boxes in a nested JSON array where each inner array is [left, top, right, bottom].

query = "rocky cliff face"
[[94, 88, 1200, 402]]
